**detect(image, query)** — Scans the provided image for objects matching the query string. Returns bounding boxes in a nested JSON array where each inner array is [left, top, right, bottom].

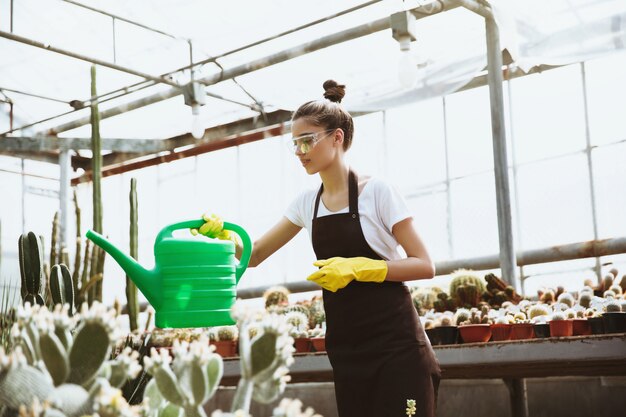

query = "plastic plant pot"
[[602, 312, 626, 334], [425, 328, 442, 346], [549, 319, 573, 337], [533, 323, 550, 338], [459, 324, 492, 343], [572, 319, 592, 336], [294, 337, 311, 353], [587, 316, 604, 334], [510, 323, 534, 340], [490, 323, 512, 341], [311, 337, 326, 352], [438, 326, 460, 345]]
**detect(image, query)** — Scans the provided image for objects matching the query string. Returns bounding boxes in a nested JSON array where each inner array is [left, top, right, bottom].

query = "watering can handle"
[[155, 219, 252, 284], [223, 222, 252, 284]]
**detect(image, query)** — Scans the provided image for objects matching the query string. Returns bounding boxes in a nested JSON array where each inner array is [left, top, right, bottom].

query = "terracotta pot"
[[602, 312, 626, 334], [438, 326, 459, 345], [572, 319, 592, 336], [459, 324, 491, 343], [587, 316, 604, 334], [294, 337, 311, 353], [311, 337, 326, 352], [533, 323, 550, 338], [212, 340, 237, 357], [510, 323, 534, 340], [549, 319, 573, 337], [490, 323, 512, 341]]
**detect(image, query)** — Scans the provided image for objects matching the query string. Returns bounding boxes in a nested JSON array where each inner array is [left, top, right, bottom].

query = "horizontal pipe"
[[0, 30, 182, 89], [42, 0, 461, 135], [0, 136, 169, 152], [236, 237, 626, 299]]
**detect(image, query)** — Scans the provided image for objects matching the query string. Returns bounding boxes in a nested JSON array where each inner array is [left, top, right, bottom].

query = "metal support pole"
[[485, 14, 517, 288], [503, 378, 529, 417], [59, 148, 71, 253], [580, 62, 602, 282]]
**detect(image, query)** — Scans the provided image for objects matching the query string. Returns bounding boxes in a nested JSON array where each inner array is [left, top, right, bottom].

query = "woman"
[[210, 80, 440, 417]]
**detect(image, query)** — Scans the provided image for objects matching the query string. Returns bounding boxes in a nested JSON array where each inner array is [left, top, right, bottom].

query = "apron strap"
[[313, 168, 359, 219]]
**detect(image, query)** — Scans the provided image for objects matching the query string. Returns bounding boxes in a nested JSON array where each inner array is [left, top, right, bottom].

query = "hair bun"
[[323, 79, 346, 103]]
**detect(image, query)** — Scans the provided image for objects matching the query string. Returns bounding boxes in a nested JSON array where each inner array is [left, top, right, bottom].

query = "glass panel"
[[450, 172, 501, 258], [445, 86, 494, 178], [405, 190, 450, 261], [592, 142, 626, 239], [348, 113, 385, 178], [510, 65, 586, 164], [516, 153, 594, 249], [585, 53, 626, 146], [385, 98, 447, 192]]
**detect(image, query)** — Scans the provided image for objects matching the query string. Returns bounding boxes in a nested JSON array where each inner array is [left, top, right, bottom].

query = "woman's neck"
[[319, 160, 350, 195]]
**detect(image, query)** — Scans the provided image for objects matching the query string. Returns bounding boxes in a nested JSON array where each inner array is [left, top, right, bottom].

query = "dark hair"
[[291, 80, 355, 151]]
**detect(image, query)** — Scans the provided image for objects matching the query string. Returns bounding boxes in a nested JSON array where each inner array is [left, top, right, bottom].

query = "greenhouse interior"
[[1, 0, 625, 416]]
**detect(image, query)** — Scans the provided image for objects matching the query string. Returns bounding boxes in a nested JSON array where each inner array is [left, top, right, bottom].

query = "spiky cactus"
[[18, 232, 47, 306], [449, 270, 486, 308], [50, 264, 75, 316], [143, 337, 223, 417], [91, 64, 104, 304], [578, 292, 593, 308], [604, 300, 622, 313], [0, 303, 141, 417], [557, 292, 575, 308], [263, 287, 290, 310], [453, 308, 470, 326], [528, 304, 551, 321]]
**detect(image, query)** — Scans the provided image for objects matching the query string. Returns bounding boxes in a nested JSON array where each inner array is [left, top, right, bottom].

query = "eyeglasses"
[[287, 129, 336, 154]]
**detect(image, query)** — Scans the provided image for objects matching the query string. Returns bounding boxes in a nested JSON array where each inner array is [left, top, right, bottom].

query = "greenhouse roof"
[[1, 0, 625, 178]]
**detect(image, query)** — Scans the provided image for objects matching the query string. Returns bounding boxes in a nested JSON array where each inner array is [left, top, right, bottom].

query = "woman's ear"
[[334, 128, 345, 147]]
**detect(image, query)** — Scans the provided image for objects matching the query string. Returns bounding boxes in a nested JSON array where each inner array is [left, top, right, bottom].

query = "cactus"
[[263, 286, 290, 309], [604, 300, 621, 313], [72, 189, 82, 308], [127, 178, 140, 331], [438, 316, 453, 327], [0, 303, 141, 417], [453, 308, 470, 326], [410, 286, 443, 310], [18, 232, 47, 306], [579, 292, 592, 308], [539, 288, 555, 304], [51, 211, 59, 267], [216, 326, 238, 342], [143, 337, 223, 417], [449, 270, 486, 308], [91, 64, 104, 304], [551, 311, 566, 321], [528, 304, 551, 321], [50, 264, 75, 316], [557, 292, 575, 308]]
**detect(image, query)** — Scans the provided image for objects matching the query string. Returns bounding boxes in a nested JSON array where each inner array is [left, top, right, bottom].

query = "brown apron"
[[312, 170, 441, 417]]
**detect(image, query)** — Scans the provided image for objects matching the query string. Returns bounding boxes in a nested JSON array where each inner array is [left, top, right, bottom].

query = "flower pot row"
[[425, 312, 626, 345], [294, 336, 326, 353]]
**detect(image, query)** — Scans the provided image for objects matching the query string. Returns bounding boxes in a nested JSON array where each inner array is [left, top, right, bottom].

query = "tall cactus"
[[73, 189, 82, 305], [51, 211, 59, 266], [18, 231, 46, 306], [127, 178, 139, 331], [91, 64, 103, 303], [50, 264, 75, 315]]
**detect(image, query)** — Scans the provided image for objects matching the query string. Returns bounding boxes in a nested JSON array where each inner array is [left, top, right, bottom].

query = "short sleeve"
[[284, 192, 306, 228], [374, 179, 412, 232]]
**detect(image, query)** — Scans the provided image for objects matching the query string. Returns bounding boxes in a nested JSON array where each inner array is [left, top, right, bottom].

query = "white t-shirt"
[[284, 177, 412, 261]]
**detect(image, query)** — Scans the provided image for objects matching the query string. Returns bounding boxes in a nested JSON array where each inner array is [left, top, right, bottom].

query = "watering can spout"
[[86, 230, 160, 307]]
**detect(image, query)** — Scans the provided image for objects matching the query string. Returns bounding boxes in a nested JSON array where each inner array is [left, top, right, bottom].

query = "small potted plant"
[[436, 314, 459, 345], [510, 312, 534, 340], [490, 316, 513, 341], [309, 326, 326, 352], [213, 325, 238, 357], [285, 311, 311, 353], [529, 304, 551, 338], [602, 299, 626, 333], [572, 309, 591, 336], [458, 308, 491, 343], [586, 308, 605, 334], [549, 311, 573, 337]]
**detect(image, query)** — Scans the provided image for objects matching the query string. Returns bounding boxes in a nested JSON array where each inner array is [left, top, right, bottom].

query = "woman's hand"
[[306, 257, 387, 292]]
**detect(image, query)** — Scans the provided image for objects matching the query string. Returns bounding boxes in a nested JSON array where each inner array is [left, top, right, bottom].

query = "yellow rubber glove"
[[306, 257, 388, 292], [191, 213, 242, 246]]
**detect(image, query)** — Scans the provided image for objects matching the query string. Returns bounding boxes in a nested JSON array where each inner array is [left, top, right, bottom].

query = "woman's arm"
[[385, 217, 436, 282], [237, 217, 302, 267]]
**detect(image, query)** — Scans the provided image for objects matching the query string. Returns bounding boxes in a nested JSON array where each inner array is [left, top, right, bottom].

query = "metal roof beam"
[[0, 136, 169, 152]]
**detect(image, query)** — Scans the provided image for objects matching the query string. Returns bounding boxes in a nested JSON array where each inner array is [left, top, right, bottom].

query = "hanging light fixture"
[[390, 10, 418, 88], [183, 81, 206, 139]]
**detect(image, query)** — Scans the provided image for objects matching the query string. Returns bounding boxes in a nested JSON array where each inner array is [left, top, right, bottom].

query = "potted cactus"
[[285, 311, 310, 353], [586, 308, 605, 334], [529, 304, 551, 338], [435, 314, 459, 345], [458, 308, 491, 343], [308, 326, 326, 352], [602, 299, 626, 333], [490, 316, 512, 341], [213, 326, 238, 358], [549, 311, 573, 337]]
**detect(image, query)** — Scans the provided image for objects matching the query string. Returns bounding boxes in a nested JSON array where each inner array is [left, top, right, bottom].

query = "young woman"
[[210, 80, 440, 417]]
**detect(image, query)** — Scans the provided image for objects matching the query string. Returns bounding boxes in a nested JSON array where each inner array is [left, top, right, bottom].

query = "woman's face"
[[290, 118, 342, 175]]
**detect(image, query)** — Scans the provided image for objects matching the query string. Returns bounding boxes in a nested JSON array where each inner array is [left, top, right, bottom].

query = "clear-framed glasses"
[[286, 128, 336, 154]]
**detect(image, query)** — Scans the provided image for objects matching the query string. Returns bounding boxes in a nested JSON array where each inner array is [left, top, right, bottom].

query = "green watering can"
[[86, 219, 252, 328]]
